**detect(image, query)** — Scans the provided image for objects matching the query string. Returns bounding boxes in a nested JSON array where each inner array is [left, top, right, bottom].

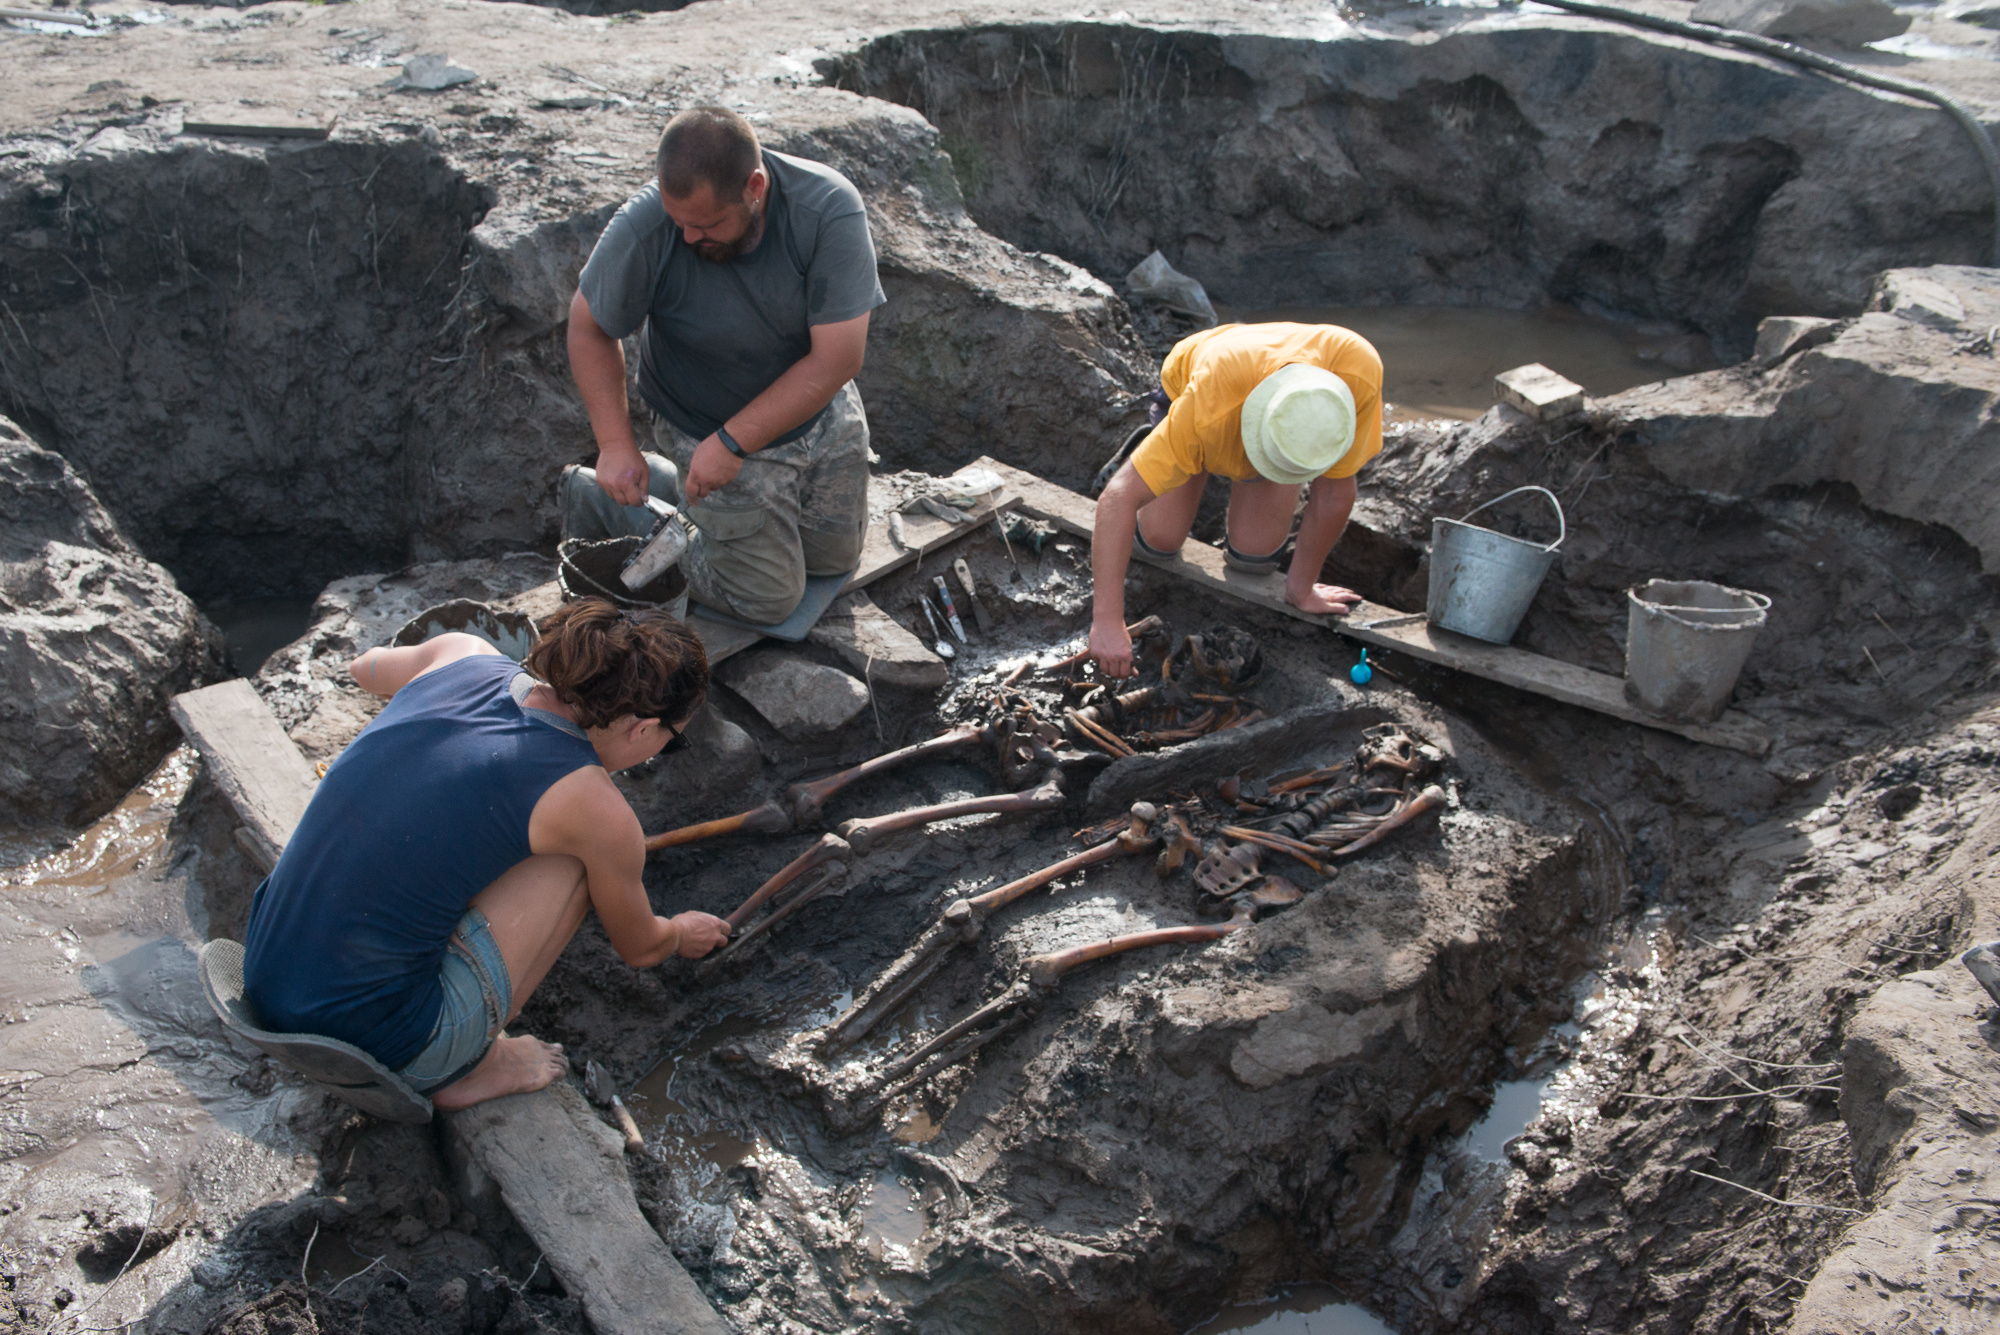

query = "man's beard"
[[692, 197, 765, 264]]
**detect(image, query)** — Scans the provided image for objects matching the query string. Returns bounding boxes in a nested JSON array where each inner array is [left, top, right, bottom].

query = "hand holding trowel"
[[579, 467, 693, 591]]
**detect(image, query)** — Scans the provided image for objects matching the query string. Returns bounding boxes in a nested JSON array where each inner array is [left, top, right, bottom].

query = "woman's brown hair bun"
[[525, 598, 709, 732]]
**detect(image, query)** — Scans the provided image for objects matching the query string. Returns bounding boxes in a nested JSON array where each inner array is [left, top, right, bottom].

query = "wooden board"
[[442, 1084, 731, 1335], [180, 106, 333, 140], [974, 456, 1773, 756], [168, 679, 319, 871], [690, 483, 1017, 667]]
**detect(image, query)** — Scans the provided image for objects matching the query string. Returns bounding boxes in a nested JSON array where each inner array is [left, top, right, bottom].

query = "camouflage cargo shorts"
[[559, 382, 870, 625]]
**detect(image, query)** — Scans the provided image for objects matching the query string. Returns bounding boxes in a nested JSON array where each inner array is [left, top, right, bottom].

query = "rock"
[[1753, 315, 1840, 365], [1601, 265, 2000, 572], [1690, 0, 1909, 44], [717, 651, 871, 739], [1867, 264, 2000, 331], [0, 415, 223, 826], [806, 591, 948, 691], [389, 55, 478, 92]]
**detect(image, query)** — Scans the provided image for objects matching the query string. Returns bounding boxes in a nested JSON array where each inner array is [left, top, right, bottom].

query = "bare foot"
[[431, 1034, 569, 1110]]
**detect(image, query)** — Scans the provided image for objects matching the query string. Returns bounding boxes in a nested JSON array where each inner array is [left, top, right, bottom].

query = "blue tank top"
[[242, 653, 599, 1069]]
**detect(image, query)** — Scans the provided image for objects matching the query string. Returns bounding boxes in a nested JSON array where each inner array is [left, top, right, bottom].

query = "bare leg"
[[1135, 473, 1208, 554], [1223, 476, 1305, 557], [431, 854, 591, 1111]]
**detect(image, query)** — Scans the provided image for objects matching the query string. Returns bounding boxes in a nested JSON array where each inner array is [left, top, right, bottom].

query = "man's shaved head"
[[657, 106, 762, 202]]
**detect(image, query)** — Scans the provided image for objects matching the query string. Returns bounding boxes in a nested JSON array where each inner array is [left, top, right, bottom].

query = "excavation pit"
[[5, 3, 2000, 1332]]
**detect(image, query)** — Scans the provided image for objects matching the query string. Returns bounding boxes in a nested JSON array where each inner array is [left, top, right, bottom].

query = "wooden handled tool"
[[584, 1060, 645, 1154]]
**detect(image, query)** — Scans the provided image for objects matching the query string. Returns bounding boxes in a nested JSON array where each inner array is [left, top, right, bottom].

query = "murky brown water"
[[0, 747, 196, 882], [1220, 304, 1719, 422]]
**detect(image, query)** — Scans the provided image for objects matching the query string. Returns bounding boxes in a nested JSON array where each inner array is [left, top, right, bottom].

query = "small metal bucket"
[[558, 536, 691, 619], [1623, 579, 1770, 722], [1426, 486, 1566, 644]]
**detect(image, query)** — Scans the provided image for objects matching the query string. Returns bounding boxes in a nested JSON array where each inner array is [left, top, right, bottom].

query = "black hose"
[[1525, 0, 2000, 265]]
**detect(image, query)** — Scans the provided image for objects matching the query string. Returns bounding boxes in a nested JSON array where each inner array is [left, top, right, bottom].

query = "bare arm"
[[348, 633, 501, 699], [567, 288, 651, 506], [1286, 475, 1361, 616], [528, 768, 729, 966], [1088, 462, 1160, 678], [682, 311, 872, 504]]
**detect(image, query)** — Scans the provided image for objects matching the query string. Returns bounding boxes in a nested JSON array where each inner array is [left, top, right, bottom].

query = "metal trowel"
[[578, 467, 691, 591], [584, 1059, 645, 1154]]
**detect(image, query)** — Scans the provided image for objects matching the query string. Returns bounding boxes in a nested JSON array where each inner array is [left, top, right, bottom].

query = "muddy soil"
[[6, 2, 2000, 1333]]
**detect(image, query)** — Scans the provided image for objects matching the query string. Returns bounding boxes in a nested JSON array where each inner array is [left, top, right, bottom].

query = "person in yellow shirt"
[[1090, 323, 1384, 676]]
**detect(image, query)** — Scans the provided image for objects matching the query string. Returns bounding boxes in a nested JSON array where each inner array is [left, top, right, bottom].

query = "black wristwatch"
[[716, 426, 749, 459]]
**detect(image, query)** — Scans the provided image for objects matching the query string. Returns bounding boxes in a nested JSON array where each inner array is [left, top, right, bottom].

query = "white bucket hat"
[[1241, 363, 1357, 485]]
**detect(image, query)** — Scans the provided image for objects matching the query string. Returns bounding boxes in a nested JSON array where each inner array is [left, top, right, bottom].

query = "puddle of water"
[[1217, 304, 1717, 421], [1462, 1078, 1552, 1164], [203, 596, 317, 676], [858, 1168, 925, 1260], [627, 1016, 763, 1173], [1188, 1285, 1398, 1335], [890, 1107, 943, 1145], [0, 748, 197, 885]]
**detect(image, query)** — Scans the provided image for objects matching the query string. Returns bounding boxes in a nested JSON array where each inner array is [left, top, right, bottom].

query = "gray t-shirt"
[[578, 149, 885, 445]]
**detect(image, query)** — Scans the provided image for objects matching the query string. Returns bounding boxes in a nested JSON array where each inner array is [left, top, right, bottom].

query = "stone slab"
[[442, 1082, 732, 1335], [719, 651, 872, 738], [169, 679, 319, 872], [1493, 363, 1586, 421], [807, 589, 950, 690], [977, 457, 1772, 756]]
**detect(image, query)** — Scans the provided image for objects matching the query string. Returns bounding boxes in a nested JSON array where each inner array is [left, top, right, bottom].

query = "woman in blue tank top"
[[242, 598, 731, 1110]]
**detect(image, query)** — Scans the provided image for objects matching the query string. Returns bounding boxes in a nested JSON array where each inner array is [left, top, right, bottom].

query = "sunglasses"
[[659, 716, 692, 756]]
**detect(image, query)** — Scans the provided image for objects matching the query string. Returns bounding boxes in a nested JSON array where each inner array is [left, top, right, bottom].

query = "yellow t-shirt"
[[1128, 323, 1384, 496]]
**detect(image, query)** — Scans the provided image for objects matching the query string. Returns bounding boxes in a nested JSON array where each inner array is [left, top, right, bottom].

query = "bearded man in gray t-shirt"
[[561, 106, 885, 625]]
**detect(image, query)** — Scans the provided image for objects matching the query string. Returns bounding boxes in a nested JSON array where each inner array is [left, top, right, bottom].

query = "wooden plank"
[[442, 1084, 732, 1335], [974, 456, 1772, 756], [168, 679, 319, 871], [180, 107, 333, 140], [691, 484, 1018, 667]]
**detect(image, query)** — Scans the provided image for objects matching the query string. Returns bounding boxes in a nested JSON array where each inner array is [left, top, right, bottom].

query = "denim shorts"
[[396, 907, 512, 1095]]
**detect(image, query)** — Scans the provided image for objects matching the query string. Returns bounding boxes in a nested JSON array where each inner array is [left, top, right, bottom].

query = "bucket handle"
[[1456, 485, 1565, 552], [1632, 589, 1773, 616]]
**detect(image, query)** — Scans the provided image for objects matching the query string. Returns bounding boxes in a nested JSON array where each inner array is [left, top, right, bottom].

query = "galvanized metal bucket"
[[1426, 486, 1566, 644], [1623, 579, 1770, 722], [392, 599, 540, 661]]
